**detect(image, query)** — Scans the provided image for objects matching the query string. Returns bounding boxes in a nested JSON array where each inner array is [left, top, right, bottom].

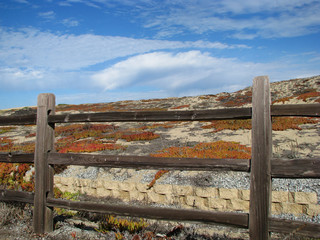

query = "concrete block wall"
[[54, 176, 320, 217]]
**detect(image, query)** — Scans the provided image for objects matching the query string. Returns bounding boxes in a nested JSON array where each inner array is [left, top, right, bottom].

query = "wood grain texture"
[[47, 103, 319, 124], [46, 197, 249, 228], [269, 217, 320, 238], [0, 153, 34, 163], [48, 153, 250, 172], [271, 104, 320, 117], [48, 108, 252, 123], [0, 189, 34, 204], [249, 76, 272, 240], [0, 114, 37, 126], [33, 93, 55, 234], [271, 158, 320, 178]]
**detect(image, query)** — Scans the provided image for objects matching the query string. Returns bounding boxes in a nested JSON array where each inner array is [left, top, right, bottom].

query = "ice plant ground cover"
[[201, 117, 319, 132], [0, 115, 318, 192]]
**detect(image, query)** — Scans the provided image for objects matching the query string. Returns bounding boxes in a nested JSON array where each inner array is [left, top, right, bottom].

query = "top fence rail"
[[0, 104, 319, 126]]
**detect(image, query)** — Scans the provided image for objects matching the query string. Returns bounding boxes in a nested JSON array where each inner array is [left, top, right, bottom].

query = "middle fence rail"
[[0, 76, 320, 239]]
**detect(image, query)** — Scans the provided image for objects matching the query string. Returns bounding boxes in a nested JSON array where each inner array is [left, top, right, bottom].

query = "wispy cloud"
[[59, 0, 101, 8], [0, 27, 247, 71], [60, 0, 320, 39], [38, 11, 56, 20], [61, 18, 79, 27], [13, 0, 29, 4], [143, 0, 320, 39], [0, 27, 250, 91]]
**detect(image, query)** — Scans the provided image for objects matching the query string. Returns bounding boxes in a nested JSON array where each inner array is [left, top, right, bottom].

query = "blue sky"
[[0, 0, 320, 109]]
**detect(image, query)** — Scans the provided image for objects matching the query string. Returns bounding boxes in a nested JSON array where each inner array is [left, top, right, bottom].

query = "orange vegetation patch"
[[272, 96, 294, 104], [0, 137, 35, 153], [0, 163, 34, 191], [140, 98, 163, 102], [56, 102, 168, 112], [272, 117, 319, 131], [216, 91, 252, 107], [57, 139, 126, 153], [55, 123, 116, 137], [147, 170, 169, 189], [201, 117, 319, 132], [297, 91, 320, 102], [0, 136, 35, 191], [141, 122, 178, 130], [0, 137, 13, 152], [26, 132, 36, 138], [148, 141, 251, 188], [171, 104, 190, 110], [105, 131, 160, 142], [56, 103, 116, 112], [272, 90, 320, 104], [54, 123, 118, 150], [202, 119, 251, 132], [151, 141, 251, 159], [121, 132, 160, 142], [199, 94, 217, 100]]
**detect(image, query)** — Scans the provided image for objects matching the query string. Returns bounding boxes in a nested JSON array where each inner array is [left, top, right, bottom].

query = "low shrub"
[[147, 170, 169, 189], [96, 215, 148, 234], [0, 163, 34, 191]]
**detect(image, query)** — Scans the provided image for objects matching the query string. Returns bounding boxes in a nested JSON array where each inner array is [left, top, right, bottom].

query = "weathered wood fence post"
[[33, 93, 55, 233], [249, 76, 272, 239]]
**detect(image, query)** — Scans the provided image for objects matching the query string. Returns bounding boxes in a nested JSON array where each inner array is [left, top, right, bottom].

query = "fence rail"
[[0, 103, 318, 126], [1, 153, 319, 177], [0, 76, 320, 239]]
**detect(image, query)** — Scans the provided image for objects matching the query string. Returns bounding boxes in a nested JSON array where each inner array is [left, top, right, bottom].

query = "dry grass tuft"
[[0, 202, 30, 227]]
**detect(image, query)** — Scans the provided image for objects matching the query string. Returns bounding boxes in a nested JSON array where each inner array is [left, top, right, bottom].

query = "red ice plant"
[[105, 131, 160, 142], [201, 117, 318, 132], [57, 139, 126, 153], [148, 141, 252, 188]]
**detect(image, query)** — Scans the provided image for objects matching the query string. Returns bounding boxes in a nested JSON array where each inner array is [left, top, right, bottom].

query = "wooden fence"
[[0, 76, 320, 239]]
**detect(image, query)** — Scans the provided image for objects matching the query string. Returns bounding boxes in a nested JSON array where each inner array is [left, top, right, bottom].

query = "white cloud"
[[56, 90, 168, 105], [38, 11, 56, 20], [0, 27, 318, 95], [0, 27, 250, 91], [61, 18, 80, 27], [13, 0, 29, 4], [0, 27, 246, 71], [0, 67, 44, 89], [59, 0, 101, 8], [48, 0, 320, 39], [140, 0, 320, 39], [91, 50, 320, 99], [92, 51, 268, 93]]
